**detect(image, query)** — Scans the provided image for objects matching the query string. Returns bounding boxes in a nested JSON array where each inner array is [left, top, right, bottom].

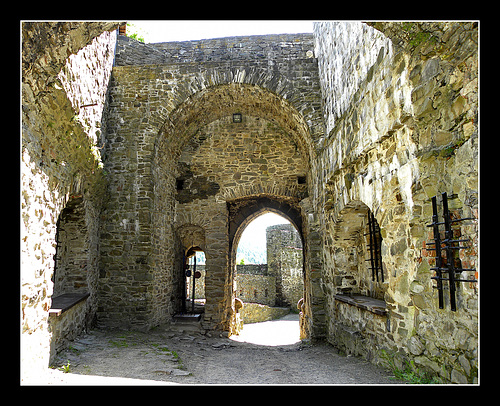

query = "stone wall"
[[237, 264, 269, 275], [235, 264, 275, 305], [21, 23, 120, 380], [236, 274, 276, 306], [267, 224, 304, 307], [312, 22, 478, 383], [48, 299, 90, 361], [239, 303, 290, 324], [115, 33, 315, 65]]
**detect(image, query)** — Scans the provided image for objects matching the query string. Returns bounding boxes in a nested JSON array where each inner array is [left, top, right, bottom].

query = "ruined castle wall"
[[313, 22, 478, 383], [21, 24, 118, 379], [267, 224, 304, 307], [115, 33, 315, 65]]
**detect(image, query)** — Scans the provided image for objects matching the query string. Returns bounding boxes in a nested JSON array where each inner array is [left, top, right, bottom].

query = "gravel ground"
[[29, 315, 400, 385]]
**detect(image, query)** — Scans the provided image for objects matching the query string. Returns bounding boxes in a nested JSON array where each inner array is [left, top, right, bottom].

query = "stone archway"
[[226, 195, 308, 336], [150, 80, 317, 334], [101, 57, 323, 333], [154, 82, 317, 170]]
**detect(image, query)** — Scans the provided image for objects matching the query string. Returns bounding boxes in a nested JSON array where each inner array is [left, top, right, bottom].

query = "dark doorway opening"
[[182, 246, 206, 315]]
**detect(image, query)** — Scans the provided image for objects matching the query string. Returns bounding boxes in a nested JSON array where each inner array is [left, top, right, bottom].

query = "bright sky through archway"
[[128, 21, 314, 43], [237, 213, 290, 264], [241, 212, 290, 241]]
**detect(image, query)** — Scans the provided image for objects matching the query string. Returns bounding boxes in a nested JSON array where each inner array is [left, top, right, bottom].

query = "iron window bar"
[[366, 210, 384, 283], [426, 192, 477, 311]]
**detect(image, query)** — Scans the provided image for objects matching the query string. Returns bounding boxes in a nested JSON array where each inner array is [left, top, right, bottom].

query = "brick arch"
[[218, 183, 303, 204]]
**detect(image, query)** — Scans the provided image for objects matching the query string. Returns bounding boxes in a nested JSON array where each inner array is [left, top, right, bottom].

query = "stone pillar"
[[202, 202, 231, 332], [300, 198, 326, 340]]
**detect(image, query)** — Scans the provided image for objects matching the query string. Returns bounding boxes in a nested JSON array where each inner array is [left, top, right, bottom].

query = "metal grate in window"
[[366, 210, 384, 283]]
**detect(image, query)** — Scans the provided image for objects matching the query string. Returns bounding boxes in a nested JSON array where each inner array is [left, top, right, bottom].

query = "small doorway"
[[183, 247, 206, 315]]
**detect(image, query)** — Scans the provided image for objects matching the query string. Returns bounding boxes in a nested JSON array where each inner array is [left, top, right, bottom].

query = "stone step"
[[170, 313, 204, 333], [173, 313, 202, 322]]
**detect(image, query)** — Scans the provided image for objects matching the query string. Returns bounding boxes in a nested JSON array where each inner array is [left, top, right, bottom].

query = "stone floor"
[[26, 315, 401, 385], [230, 313, 301, 346]]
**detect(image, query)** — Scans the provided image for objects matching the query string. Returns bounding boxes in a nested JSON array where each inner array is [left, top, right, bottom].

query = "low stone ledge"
[[49, 292, 90, 317], [333, 294, 387, 316]]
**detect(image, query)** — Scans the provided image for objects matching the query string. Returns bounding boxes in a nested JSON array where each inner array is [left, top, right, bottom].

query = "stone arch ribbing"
[[228, 196, 304, 253], [154, 73, 318, 167]]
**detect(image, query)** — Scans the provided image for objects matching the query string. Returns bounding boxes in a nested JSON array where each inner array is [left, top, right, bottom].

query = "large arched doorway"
[[231, 211, 304, 345], [151, 79, 320, 335], [226, 195, 307, 337]]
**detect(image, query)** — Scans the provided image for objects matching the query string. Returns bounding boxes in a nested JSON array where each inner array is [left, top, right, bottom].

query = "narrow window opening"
[[176, 179, 185, 191]]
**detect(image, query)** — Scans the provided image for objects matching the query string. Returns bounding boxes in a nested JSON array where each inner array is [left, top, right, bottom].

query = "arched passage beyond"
[[150, 77, 316, 335], [226, 196, 307, 336], [228, 196, 304, 254]]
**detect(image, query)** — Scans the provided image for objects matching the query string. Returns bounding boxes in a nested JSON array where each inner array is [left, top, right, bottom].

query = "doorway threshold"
[[172, 313, 202, 322]]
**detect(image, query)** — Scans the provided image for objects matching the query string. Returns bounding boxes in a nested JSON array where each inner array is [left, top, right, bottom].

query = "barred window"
[[366, 210, 384, 283]]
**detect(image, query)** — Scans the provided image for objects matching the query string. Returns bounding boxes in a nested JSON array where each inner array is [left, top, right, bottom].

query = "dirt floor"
[[33, 314, 400, 385]]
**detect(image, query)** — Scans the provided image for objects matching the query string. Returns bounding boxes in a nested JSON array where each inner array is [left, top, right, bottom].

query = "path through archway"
[[227, 197, 306, 339], [232, 212, 303, 346]]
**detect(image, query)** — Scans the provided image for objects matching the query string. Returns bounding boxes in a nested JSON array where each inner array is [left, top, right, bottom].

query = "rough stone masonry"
[[21, 21, 478, 383]]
